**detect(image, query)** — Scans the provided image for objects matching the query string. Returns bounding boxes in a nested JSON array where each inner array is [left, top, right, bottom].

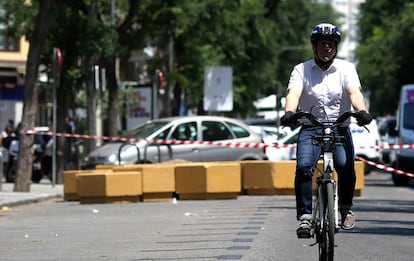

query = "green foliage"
[[5, 0, 343, 122], [357, 0, 414, 115], [136, 0, 341, 116], [1, 0, 38, 38]]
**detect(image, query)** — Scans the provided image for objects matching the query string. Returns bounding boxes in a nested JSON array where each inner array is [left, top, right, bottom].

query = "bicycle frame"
[[321, 137, 340, 231], [311, 124, 340, 232]]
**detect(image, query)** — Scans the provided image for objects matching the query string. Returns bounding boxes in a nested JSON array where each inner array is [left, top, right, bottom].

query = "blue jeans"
[[295, 126, 356, 220]]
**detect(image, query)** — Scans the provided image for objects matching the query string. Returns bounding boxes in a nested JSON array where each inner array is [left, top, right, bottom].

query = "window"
[[171, 122, 197, 141], [126, 121, 170, 138], [0, 6, 19, 51], [226, 121, 250, 138], [154, 127, 171, 140], [202, 121, 233, 141]]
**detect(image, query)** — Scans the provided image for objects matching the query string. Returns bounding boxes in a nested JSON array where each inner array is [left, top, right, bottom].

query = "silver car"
[[82, 116, 268, 169]]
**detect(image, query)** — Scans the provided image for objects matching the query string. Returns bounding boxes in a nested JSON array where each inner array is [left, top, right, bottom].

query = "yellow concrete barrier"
[[76, 171, 142, 204], [63, 169, 110, 201], [63, 170, 82, 201], [69, 159, 364, 204], [113, 164, 175, 202], [241, 160, 297, 195], [241, 160, 364, 196], [95, 165, 115, 170], [241, 160, 280, 195], [175, 162, 241, 200], [353, 160, 365, 196]]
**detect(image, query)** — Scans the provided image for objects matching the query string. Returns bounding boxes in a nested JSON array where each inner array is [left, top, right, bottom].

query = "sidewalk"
[[0, 178, 63, 208]]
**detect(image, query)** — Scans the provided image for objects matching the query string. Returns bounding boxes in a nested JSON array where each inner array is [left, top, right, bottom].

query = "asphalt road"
[[0, 171, 413, 261]]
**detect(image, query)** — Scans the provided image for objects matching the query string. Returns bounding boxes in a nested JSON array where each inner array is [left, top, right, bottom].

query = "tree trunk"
[[14, 0, 53, 192], [105, 56, 119, 137], [86, 1, 99, 153], [55, 93, 68, 184], [159, 33, 175, 118]]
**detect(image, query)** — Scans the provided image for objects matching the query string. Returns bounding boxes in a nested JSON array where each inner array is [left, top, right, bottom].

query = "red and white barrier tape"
[[357, 144, 414, 150], [22, 129, 414, 177], [355, 156, 414, 178], [21, 129, 414, 150], [21, 129, 274, 149]]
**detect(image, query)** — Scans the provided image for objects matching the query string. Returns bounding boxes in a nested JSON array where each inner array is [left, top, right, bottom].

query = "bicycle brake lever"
[[360, 124, 370, 132]]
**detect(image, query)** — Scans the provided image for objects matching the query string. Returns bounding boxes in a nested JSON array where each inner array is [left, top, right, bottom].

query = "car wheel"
[[363, 163, 372, 175], [6, 166, 16, 183], [31, 170, 43, 183], [392, 173, 410, 186]]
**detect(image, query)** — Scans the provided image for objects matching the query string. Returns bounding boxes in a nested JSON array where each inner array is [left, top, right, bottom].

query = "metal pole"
[[94, 65, 102, 147], [52, 69, 57, 187], [51, 48, 61, 187], [0, 150, 3, 191]]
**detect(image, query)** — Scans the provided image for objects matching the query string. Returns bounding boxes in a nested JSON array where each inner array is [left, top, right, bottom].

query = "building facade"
[[0, 7, 28, 131], [319, 0, 365, 63]]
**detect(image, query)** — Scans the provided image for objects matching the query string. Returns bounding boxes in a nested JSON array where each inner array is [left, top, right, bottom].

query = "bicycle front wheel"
[[326, 182, 335, 261], [318, 182, 335, 261]]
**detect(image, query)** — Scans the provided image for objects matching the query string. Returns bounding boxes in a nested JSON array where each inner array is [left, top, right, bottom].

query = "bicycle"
[[287, 110, 360, 261]]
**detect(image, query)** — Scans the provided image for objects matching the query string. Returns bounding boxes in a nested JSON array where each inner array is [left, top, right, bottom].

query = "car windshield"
[[403, 103, 414, 130], [124, 121, 170, 138]]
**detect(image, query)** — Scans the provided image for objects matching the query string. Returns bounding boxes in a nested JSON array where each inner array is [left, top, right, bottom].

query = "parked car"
[[265, 127, 299, 161], [377, 116, 397, 165], [266, 119, 382, 174], [392, 84, 414, 186], [244, 118, 296, 144], [82, 116, 268, 169]]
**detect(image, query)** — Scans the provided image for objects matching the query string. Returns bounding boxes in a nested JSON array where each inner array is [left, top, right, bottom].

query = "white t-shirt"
[[287, 58, 361, 123]]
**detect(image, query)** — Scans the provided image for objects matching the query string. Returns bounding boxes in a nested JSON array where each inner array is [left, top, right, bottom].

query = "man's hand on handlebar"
[[280, 111, 295, 126], [355, 110, 373, 126], [280, 110, 372, 129]]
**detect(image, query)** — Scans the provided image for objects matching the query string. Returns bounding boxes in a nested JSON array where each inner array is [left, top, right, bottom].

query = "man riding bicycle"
[[280, 23, 373, 238]]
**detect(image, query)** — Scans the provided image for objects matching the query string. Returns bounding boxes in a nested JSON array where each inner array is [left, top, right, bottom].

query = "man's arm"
[[284, 87, 302, 112], [348, 85, 367, 111]]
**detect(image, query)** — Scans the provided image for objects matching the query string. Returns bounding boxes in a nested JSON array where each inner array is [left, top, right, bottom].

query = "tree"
[[39, 0, 118, 181], [357, 0, 414, 116], [4, 0, 345, 188], [14, 0, 53, 192], [105, 0, 141, 137], [135, 0, 339, 117]]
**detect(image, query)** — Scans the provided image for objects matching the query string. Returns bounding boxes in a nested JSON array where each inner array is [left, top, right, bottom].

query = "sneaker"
[[341, 210, 355, 230], [296, 220, 312, 238]]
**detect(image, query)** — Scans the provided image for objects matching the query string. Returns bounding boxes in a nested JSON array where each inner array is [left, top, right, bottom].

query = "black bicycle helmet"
[[310, 23, 341, 44]]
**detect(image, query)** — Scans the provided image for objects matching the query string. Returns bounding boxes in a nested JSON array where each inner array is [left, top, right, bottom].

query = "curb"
[[0, 193, 62, 209]]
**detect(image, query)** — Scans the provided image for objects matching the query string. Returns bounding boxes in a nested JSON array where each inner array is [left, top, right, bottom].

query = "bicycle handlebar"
[[288, 111, 360, 128]]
